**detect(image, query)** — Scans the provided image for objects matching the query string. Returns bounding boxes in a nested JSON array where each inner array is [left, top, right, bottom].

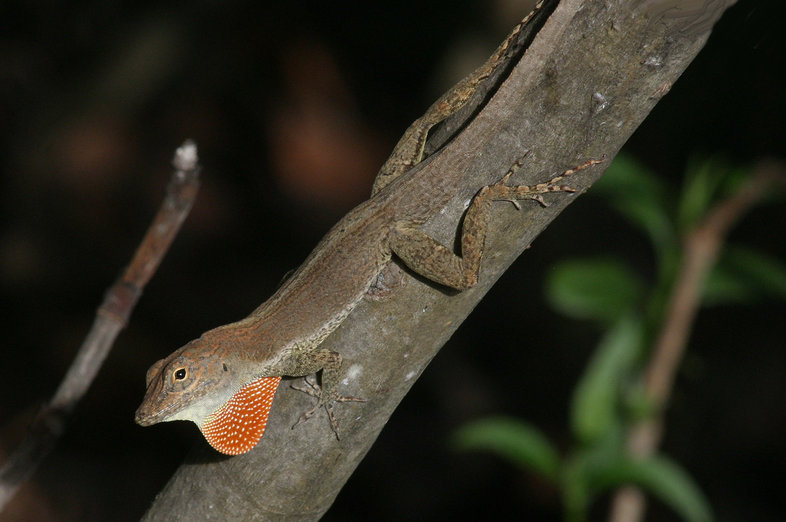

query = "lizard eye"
[[174, 368, 187, 381]]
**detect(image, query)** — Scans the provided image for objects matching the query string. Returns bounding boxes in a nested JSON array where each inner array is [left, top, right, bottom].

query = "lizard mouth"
[[135, 388, 180, 426], [134, 403, 162, 426], [134, 410, 155, 426], [135, 402, 176, 426]]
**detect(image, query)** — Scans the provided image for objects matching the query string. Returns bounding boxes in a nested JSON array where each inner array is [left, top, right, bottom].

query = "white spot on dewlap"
[[405, 371, 417, 381], [199, 375, 281, 455]]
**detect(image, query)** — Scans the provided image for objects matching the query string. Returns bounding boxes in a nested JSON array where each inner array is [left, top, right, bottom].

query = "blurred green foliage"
[[453, 153, 786, 521]]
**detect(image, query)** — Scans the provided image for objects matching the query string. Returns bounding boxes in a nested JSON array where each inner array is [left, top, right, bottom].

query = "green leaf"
[[560, 430, 626, 522], [593, 456, 713, 522], [593, 153, 675, 252], [622, 381, 658, 423], [677, 157, 752, 234], [451, 417, 560, 481], [562, 452, 592, 522], [677, 157, 725, 233], [570, 316, 643, 443], [704, 245, 786, 305], [546, 258, 644, 322]]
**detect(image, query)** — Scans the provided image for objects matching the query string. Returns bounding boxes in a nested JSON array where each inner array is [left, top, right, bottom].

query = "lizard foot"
[[485, 155, 605, 208], [290, 376, 366, 439]]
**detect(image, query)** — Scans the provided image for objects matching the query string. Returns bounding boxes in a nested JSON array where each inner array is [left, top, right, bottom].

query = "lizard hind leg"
[[483, 156, 605, 207], [389, 156, 604, 292]]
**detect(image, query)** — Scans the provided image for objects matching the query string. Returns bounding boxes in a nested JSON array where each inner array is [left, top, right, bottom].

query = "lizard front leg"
[[389, 157, 603, 290], [287, 349, 365, 438]]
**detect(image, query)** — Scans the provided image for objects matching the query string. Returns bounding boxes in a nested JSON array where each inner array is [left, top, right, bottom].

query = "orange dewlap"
[[199, 375, 282, 455]]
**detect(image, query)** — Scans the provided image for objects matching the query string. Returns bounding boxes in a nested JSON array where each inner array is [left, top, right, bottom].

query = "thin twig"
[[0, 141, 201, 511], [609, 160, 785, 522]]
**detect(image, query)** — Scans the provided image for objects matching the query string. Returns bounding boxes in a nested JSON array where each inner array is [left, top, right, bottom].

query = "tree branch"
[[0, 141, 201, 512], [141, 1, 736, 520], [609, 160, 785, 522]]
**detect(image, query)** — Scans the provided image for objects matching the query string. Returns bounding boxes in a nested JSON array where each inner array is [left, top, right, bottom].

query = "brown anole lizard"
[[135, 1, 601, 455]]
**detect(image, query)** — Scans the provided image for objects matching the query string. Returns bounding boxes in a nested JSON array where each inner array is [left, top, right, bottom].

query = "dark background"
[[1, 1, 784, 520]]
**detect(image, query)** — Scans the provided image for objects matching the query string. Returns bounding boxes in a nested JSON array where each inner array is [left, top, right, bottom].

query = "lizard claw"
[[499, 198, 522, 210], [290, 375, 321, 397], [292, 404, 319, 429], [495, 152, 531, 186]]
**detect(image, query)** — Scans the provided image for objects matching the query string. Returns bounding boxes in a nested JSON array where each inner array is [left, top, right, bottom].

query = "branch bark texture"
[[142, 1, 736, 520]]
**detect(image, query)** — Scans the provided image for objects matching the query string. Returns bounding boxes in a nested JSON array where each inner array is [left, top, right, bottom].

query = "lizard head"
[[135, 337, 231, 427], [135, 333, 281, 455]]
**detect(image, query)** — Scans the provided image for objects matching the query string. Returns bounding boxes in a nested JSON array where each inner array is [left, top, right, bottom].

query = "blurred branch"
[[609, 159, 786, 522], [0, 141, 201, 512]]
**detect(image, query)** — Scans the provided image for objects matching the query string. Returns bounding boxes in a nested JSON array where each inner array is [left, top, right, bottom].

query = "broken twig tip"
[[173, 139, 199, 172]]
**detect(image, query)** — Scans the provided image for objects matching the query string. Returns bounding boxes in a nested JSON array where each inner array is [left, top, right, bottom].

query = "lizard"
[[135, 0, 601, 456]]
